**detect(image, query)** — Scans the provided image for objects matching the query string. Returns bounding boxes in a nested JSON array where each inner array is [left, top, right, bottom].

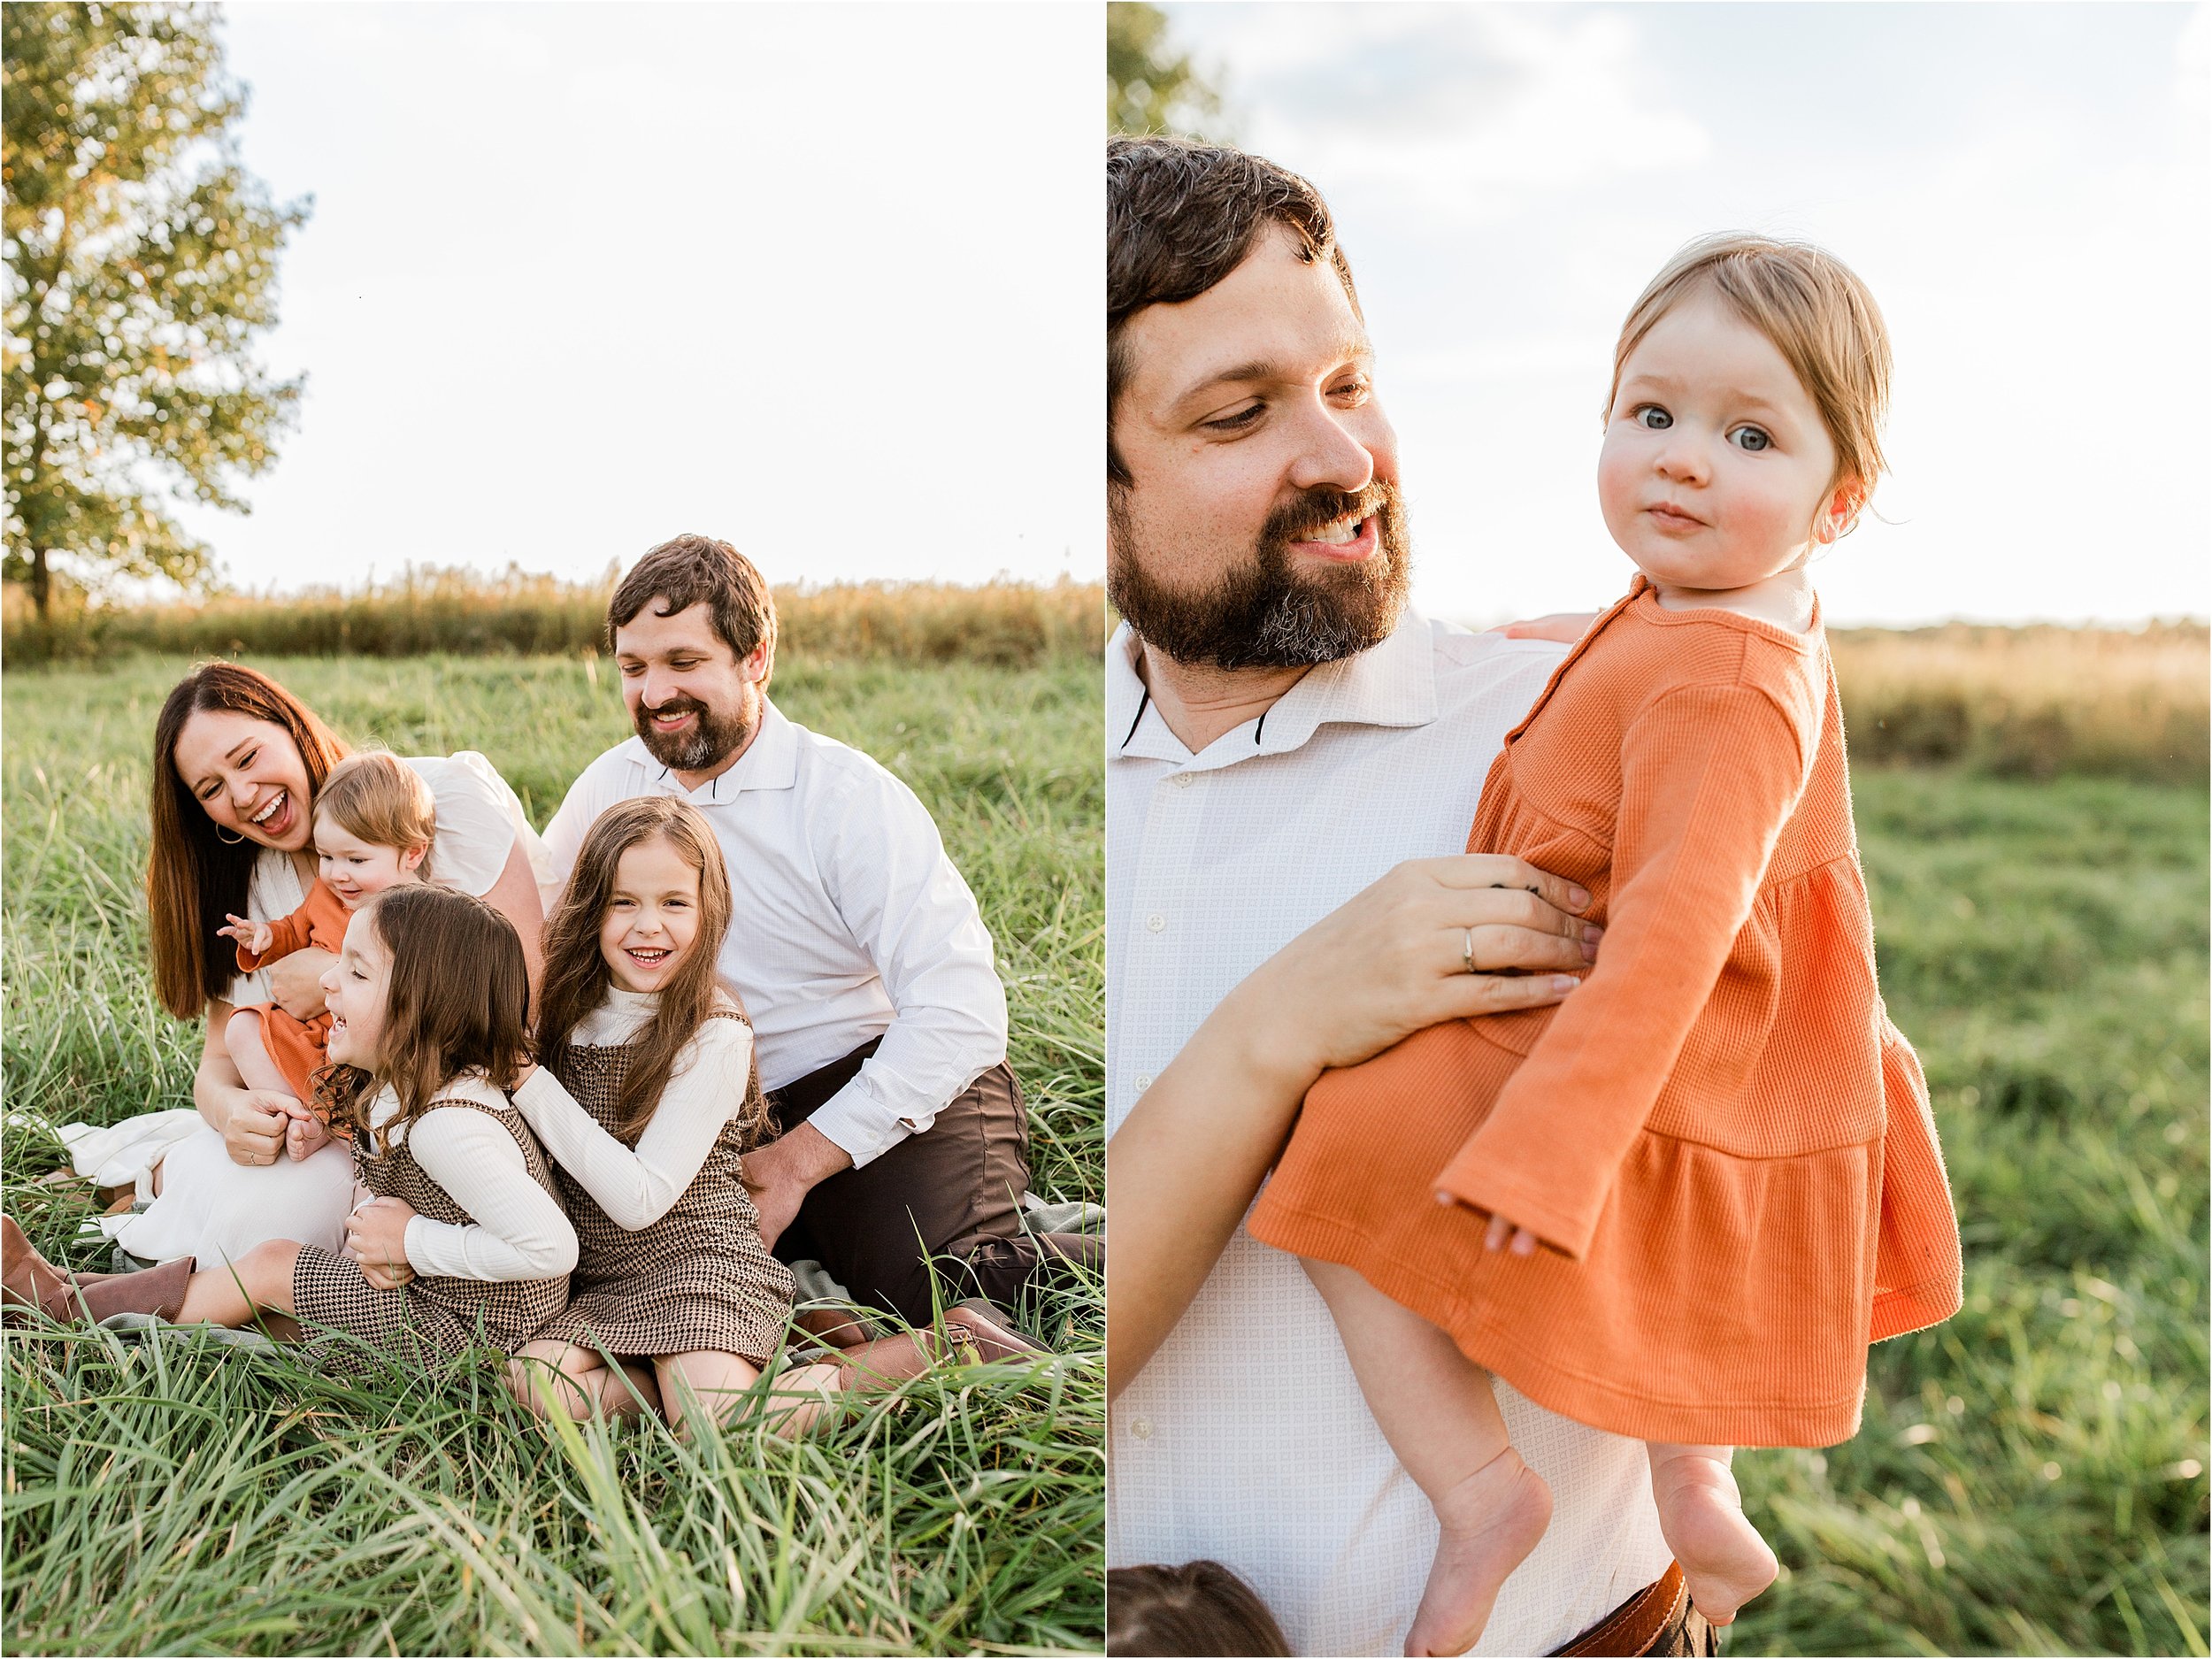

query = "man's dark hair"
[[1107, 134, 1360, 486], [608, 534, 778, 684]]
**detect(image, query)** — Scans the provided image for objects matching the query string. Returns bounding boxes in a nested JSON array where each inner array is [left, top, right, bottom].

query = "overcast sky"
[[1164, 2, 2210, 626], [177, 4, 1095, 595]]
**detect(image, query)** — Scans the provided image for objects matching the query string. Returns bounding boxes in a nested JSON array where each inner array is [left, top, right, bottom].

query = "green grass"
[[2, 652, 1102, 1656], [1732, 772, 2209, 1657]]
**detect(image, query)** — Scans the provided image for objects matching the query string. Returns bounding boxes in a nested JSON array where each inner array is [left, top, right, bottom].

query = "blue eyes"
[[1631, 405, 1772, 452]]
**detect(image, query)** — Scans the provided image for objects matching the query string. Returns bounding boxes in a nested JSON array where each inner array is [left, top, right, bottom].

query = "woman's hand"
[[218, 912, 274, 958], [265, 948, 334, 1020], [346, 1197, 417, 1291], [221, 1091, 294, 1166], [1223, 854, 1600, 1089]]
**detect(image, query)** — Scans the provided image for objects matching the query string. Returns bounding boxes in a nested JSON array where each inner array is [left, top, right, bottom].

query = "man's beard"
[[634, 691, 757, 772], [1107, 480, 1412, 672]]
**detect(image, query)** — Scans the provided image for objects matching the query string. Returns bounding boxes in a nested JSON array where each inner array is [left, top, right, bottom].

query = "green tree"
[[1108, 3, 1222, 139], [4, 2, 307, 619]]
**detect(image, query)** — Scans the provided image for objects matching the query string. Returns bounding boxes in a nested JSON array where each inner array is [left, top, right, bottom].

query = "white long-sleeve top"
[[511, 987, 753, 1232], [369, 1072, 579, 1282], [540, 700, 1005, 1170]]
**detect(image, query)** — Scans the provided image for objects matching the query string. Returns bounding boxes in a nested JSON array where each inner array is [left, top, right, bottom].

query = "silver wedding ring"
[[1463, 927, 1476, 975]]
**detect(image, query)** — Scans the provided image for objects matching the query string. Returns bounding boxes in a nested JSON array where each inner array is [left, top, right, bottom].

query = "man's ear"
[[741, 640, 771, 685]]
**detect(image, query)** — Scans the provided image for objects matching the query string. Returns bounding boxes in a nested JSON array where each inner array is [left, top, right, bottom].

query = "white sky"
[[1164, 2, 2211, 626], [175, 4, 1096, 595]]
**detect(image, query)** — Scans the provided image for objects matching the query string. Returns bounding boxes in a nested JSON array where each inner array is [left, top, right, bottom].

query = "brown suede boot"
[[1, 1217, 193, 1325], [944, 1299, 1048, 1363]]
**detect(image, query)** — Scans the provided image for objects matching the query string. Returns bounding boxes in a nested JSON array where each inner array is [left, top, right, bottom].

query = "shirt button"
[[1147, 913, 1166, 933], [1134, 1073, 1154, 1093], [1131, 1417, 1153, 1440], [1171, 772, 1195, 789]]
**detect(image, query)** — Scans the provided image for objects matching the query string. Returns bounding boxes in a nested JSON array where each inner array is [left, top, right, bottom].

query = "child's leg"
[[507, 1340, 659, 1422], [1304, 1259, 1554, 1658], [1643, 1443, 1778, 1627], [175, 1239, 303, 1338], [225, 1010, 299, 1101]]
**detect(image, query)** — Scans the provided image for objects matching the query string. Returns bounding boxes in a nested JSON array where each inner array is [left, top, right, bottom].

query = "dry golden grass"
[[3, 569, 1107, 669], [1833, 620, 2207, 784]]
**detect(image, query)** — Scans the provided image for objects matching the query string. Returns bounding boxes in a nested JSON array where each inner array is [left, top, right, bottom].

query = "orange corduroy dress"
[[1248, 578, 1963, 1448], [234, 876, 352, 1123]]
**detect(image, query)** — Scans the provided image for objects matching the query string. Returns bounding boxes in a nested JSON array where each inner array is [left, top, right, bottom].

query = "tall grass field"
[[3, 648, 1104, 1655]]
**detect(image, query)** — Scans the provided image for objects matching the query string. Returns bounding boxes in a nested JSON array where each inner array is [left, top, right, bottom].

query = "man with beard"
[[1105, 137, 1691, 1655], [543, 534, 1093, 1345]]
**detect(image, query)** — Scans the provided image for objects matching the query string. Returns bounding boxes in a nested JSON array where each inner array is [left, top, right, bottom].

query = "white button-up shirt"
[[542, 700, 1006, 1168], [1106, 612, 1672, 1658]]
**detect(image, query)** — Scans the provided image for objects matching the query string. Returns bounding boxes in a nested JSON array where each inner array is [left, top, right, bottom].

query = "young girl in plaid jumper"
[[507, 796, 1016, 1437], [7, 884, 575, 1365]]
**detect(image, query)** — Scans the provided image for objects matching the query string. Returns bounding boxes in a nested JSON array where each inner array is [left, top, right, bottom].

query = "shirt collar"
[[619, 697, 800, 801], [1108, 611, 1442, 772]]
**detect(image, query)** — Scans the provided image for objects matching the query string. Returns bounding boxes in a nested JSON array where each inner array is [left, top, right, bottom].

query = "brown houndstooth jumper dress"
[[531, 1010, 796, 1364], [291, 1094, 569, 1374]]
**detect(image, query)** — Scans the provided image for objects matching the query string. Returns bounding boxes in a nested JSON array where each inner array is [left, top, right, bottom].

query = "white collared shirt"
[[541, 699, 1006, 1169], [1106, 612, 1672, 1658]]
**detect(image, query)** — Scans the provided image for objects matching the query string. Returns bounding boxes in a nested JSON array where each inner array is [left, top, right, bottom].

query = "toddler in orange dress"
[[1248, 236, 1963, 1655], [219, 750, 436, 1163]]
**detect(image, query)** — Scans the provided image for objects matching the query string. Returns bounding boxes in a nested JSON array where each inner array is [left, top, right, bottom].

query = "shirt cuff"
[[806, 1077, 918, 1171], [402, 1214, 457, 1279]]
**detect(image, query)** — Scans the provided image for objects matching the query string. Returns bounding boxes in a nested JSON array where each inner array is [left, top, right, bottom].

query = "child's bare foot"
[[1649, 1453, 1778, 1625], [1405, 1447, 1553, 1657]]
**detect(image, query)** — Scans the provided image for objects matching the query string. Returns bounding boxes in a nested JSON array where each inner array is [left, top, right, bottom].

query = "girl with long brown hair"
[[119, 662, 550, 1272], [507, 797, 1015, 1436], [6, 886, 574, 1366]]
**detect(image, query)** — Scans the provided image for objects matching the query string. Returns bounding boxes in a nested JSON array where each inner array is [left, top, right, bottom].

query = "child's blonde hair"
[[1609, 233, 1893, 534], [315, 749, 436, 879]]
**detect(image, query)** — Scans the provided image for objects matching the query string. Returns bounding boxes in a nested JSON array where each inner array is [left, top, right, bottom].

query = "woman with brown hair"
[[121, 662, 551, 1270]]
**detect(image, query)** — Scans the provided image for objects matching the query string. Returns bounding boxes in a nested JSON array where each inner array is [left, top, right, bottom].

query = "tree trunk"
[[30, 546, 50, 621]]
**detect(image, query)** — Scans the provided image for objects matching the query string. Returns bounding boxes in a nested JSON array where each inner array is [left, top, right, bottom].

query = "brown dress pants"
[[767, 1038, 1102, 1326]]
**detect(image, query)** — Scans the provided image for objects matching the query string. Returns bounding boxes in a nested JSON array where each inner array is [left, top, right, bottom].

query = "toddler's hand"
[[218, 912, 273, 956], [1483, 1212, 1541, 1256]]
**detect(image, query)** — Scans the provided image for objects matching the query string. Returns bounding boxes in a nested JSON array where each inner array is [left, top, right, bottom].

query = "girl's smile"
[[321, 909, 393, 1070], [599, 834, 703, 994]]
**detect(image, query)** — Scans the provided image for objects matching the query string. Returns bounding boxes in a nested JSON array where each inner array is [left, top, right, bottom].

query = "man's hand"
[[740, 1121, 853, 1252], [1223, 854, 1601, 1090], [346, 1196, 417, 1291], [265, 948, 334, 1020], [1488, 611, 1600, 644]]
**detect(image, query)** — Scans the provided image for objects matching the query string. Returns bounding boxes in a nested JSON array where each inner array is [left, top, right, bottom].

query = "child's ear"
[[1816, 480, 1868, 545], [401, 842, 428, 875]]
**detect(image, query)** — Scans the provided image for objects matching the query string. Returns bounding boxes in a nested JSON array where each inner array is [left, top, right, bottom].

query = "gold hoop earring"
[[214, 825, 246, 846]]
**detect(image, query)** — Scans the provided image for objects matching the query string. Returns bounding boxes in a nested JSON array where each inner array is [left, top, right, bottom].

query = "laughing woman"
[[126, 662, 552, 1270]]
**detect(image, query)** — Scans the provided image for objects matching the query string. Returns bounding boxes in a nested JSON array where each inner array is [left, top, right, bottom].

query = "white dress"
[[116, 753, 550, 1268]]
